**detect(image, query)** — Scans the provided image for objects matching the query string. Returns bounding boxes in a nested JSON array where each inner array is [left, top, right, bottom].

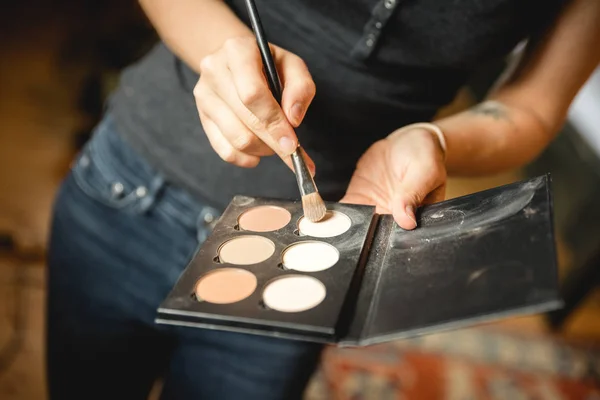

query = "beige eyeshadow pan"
[[195, 268, 257, 304], [218, 235, 275, 265], [238, 206, 291, 232]]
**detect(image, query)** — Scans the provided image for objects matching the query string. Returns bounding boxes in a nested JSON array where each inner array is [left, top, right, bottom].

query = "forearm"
[[139, 0, 252, 72], [436, 97, 557, 176], [437, 0, 600, 177]]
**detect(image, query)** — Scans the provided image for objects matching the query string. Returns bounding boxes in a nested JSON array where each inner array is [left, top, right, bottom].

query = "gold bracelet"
[[389, 122, 447, 160]]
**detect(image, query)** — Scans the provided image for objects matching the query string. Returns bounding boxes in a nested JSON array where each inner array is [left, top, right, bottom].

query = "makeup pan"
[[158, 175, 561, 347], [282, 241, 339, 272], [298, 210, 352, 238], [263, 275, 326, 312], [218, 236, 275, 265], [238, 206, 291, 232], [195, 268, 257, 304]]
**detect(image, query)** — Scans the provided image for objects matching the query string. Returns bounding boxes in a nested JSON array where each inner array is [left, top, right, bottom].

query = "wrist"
[[388, 122, 447, 160]]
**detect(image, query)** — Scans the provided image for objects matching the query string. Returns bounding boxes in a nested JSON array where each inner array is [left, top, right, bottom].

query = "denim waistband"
[[73, 114, 222, 238]]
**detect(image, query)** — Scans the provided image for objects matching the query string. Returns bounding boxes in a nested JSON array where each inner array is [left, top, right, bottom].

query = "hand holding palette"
[[157, 175, 561, 346]]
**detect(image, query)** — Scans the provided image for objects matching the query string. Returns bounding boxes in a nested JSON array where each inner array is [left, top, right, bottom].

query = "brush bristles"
[[302, 192, 327, 222]]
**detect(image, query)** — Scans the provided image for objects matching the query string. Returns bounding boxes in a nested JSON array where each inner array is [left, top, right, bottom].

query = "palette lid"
[[342, 175, 561, 346]]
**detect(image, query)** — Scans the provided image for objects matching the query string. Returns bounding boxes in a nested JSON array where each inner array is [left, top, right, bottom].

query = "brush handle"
[[290, 147, 317, 196], [244, 0, 318, 196], [244, 0, 283, 103]]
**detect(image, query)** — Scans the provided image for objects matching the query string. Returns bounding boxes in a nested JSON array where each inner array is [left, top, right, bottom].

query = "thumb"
[[392, 175, 446, 230], [391, 176, 430, 231], [392, 195, 419, 231], [279, 53, 316, 127]]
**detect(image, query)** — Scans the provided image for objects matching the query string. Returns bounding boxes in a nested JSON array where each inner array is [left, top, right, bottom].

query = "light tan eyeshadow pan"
[[218, 235, 275, 265], [195, 268, 257, 304], [238, 206, 291, 232]]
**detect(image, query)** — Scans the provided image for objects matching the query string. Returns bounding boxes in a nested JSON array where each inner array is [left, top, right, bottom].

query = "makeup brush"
[[244, 0, 327, 222]]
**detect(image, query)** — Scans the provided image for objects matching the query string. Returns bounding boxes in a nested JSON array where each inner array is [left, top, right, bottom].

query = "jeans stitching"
[[71, 150, 140, 210]]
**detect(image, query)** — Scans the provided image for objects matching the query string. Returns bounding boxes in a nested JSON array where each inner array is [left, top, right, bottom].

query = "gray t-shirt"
[[109, 0, 564, 209]]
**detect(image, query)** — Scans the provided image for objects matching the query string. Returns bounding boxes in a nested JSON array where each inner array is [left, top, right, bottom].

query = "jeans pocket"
[[71, 117, 163, 212]]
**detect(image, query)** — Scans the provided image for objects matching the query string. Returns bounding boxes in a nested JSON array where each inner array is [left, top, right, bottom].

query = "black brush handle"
[[244, 0, 283, 103], [244, 0, 316, 197]]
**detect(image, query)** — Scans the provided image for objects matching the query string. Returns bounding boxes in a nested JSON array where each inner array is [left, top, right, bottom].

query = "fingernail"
[[405, 205, 417, 228], [290, 103, 304, 125], [279, 136, 296, 155]]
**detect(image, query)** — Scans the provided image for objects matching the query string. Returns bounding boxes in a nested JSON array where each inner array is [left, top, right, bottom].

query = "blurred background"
[[0, 1, 599, 398]]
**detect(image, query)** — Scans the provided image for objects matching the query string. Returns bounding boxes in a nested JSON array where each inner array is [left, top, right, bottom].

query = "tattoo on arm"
[[469, 100, 511, 121]]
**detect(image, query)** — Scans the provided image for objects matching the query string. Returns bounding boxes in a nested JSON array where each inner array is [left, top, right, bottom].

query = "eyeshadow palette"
[[157, 174, 562, 346]]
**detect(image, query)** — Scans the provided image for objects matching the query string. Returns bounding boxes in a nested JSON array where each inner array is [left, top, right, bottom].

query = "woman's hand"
[[341, 127, 447, 230], [194, 36, 316, 171]]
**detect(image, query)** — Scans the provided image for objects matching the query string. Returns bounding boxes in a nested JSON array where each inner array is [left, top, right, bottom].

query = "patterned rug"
[[306, 328, 600, 399]]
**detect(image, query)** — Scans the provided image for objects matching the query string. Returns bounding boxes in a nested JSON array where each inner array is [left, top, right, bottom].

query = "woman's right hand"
[[194, 36, 316, 171]]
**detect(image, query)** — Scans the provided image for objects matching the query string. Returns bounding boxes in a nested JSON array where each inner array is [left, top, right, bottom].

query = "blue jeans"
[[46, 115, 323, 399]]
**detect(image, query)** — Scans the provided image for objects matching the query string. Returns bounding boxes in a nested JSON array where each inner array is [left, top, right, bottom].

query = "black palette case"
[[157, 175, 561, 346]]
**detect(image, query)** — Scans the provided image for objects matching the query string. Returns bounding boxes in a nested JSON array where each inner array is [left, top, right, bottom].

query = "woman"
[[46, 0, 600, 399]]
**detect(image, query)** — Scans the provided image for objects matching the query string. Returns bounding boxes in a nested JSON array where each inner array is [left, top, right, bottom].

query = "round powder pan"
[[262, 275, 327, 313], [195, 268, 257, 304], [237, 206, 291, 232], [282, 241, 340, 272], [298, 210, 352, 238], [218, 235, 275, 265]]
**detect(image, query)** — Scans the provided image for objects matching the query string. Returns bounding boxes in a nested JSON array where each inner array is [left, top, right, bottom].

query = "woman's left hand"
[[341, 127, 447, 230]]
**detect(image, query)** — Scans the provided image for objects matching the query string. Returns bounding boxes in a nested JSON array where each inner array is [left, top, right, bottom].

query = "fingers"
[[278, 53, 316, 127], [199, 112, 260, 168], [196, 81, 316, 174], [222, 38, 298, 158], [195, 82, 274, 158], [196, 37, 318, 173]]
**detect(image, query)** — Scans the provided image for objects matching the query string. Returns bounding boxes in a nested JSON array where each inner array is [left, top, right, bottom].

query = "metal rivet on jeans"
[[111, 182, 124, 196], [135, 186, 147, 197], [384, 0, 396, 9], [80, 155, 90, 168], [375, 21, 383, 29], [366, 36, 375, 47], [204, 213, 215, 224]]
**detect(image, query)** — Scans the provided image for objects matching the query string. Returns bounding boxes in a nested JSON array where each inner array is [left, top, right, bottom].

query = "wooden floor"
[[0, 5, 599, 400]]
